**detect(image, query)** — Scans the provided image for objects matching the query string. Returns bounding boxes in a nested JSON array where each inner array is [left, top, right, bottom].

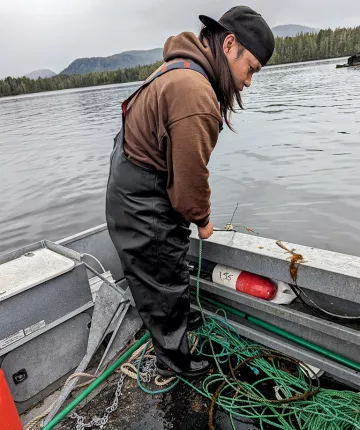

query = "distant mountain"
[[272, 25, 319, 37], [60, 48, 163, 75], [25, 69, 57, 79]]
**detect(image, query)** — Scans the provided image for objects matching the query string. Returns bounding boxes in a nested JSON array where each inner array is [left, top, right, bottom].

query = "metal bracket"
[[42, 279, 140, 426]]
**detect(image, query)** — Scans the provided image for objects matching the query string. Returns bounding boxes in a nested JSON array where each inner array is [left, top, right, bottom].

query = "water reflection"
[[0, 58, 359, 256]]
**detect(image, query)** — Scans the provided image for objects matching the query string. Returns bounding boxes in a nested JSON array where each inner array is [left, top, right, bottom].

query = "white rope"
[[24, 335, 199, 429], [23, 373, 96, 430], [81, 253, 106, 273]]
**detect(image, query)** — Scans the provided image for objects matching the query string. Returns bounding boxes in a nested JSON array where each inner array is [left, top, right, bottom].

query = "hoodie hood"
[[163, 32, 217, 86]]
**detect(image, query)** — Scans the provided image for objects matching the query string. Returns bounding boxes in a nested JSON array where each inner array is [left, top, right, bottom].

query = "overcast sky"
[[1, 0, 359, 78]]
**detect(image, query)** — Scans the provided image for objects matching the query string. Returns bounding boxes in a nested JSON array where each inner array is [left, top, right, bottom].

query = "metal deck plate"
[[0, 248, 74, 301]]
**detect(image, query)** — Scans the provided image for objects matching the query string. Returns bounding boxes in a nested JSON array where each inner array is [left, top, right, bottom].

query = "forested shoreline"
[[1, 27, 359, 98]]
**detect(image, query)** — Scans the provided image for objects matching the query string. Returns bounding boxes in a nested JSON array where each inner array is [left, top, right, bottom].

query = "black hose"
[[289, 283, 360, 323]]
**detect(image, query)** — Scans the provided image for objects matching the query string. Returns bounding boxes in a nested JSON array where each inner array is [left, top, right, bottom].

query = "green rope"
[[136, 239, 360, 430], [136, 340, 179, 394]]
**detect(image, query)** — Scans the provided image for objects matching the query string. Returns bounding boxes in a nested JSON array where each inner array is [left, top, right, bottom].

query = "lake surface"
[[1, 58, 359, 256]]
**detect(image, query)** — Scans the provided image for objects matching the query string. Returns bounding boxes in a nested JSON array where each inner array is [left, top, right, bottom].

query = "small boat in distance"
[[336, 52, 360, 68]]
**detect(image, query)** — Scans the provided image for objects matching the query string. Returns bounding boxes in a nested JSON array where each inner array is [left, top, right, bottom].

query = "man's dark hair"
[[199, 26, 244, 131]]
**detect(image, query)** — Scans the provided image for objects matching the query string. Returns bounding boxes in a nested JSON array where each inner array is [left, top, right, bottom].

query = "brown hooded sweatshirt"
[[123, 32, 223, 227]]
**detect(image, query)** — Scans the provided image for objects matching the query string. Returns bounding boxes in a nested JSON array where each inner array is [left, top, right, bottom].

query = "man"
[[106, 6, 274, 378]]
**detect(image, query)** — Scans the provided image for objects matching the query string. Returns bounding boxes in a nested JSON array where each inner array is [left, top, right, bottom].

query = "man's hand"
[[198, 221, 213, 240]]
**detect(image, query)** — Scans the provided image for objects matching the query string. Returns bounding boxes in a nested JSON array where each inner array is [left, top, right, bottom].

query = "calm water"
[[1, 58, 359, 256]]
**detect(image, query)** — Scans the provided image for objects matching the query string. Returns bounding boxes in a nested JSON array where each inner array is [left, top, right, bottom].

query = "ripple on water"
[[1, 58, 360, 255]]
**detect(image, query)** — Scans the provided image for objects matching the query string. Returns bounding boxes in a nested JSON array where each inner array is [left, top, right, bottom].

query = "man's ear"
[[223, 34, 237, 56]]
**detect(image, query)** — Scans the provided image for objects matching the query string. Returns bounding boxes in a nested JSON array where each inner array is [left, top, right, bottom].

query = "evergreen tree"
[[1, 26, 359, 98]]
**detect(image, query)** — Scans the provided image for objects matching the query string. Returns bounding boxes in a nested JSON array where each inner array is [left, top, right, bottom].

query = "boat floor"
[[21, 336, 355, 430], [57, 372, 262, 430], [55, 357, 353, 430]]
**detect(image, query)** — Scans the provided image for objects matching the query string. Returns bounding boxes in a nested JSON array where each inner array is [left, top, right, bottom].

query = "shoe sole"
[[157, 366, 211, 379], [157, 368, 177, 378], [182, 366, 211, 379], [188, 319, 204, 331]]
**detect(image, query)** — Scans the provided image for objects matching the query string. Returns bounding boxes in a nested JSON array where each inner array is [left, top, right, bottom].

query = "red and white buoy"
[[212, 264, 277, 300]]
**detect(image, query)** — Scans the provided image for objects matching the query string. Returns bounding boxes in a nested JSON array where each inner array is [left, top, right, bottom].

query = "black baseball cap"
[[199, 6, 275, 66]]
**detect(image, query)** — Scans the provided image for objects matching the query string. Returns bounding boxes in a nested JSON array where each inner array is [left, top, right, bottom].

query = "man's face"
[[223, 34, 262, 91]]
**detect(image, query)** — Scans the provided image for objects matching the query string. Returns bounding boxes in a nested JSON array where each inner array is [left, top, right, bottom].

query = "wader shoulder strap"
[[113, 61, 210, 150], [121, 61, 208, 118]]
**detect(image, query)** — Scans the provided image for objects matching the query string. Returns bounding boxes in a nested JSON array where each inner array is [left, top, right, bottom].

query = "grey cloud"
[[140, 0, 360, 31], [0, 0, 359, 78]]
